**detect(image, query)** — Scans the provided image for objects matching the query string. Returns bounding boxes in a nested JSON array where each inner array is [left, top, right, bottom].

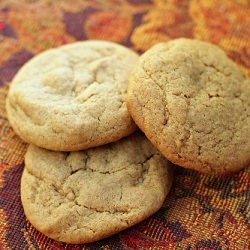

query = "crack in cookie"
[[127, 38, 250, 175], [6, 41, 139, 151], [21, 133, 173, 244]]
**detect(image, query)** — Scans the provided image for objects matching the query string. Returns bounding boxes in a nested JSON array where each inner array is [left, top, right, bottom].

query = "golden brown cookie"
[[127, 38, 250, 175], [21, 133, 173, 244], [6, 41, 138, 151]]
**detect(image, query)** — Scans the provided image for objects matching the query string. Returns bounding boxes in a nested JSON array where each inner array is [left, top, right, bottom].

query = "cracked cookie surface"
[[127, 38, 250, 175], [6, 40, 138, 151], [21, 133, 173, 244]]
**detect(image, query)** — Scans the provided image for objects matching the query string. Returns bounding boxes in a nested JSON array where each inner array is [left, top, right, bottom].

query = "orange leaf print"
[[131, 0, 194, 51], [7, 7, 74, 53], [84, 11, 132, 43], [0, 209, 10, 250], [190, 0, 250, 74]]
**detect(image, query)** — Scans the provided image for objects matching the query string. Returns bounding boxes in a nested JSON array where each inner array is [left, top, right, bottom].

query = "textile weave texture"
[[0, 0, 249, 249]]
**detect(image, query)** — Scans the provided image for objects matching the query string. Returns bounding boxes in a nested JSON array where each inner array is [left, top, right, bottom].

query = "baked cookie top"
[[127, 38, 250, 175], [6, 40, 138, 151], [21, 133, 173, 244]]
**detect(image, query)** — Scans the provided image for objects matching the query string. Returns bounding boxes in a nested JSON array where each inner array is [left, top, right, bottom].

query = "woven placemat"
[[0, 1, 249, 249]]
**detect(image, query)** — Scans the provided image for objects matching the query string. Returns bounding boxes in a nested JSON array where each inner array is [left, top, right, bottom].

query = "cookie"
[[127, 38, 250, 175], [21, 133, 173, 244], [6, 41, 138, 151]]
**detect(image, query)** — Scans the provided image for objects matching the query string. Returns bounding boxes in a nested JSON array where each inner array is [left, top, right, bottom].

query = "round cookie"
[[21, 133, 173, 244], [127, 38, 250, 175], [6, 41, 138, 151]]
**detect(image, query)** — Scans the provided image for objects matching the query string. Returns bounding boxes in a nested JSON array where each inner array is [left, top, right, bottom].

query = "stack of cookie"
[[6, 39, 250, 244], [6, 41, 173, 244]]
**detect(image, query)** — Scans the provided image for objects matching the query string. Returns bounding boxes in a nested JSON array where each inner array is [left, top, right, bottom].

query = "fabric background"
[[0, 0, 249, 249]]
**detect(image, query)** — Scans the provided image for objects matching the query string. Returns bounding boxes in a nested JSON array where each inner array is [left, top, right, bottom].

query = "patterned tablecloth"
[[0, 0, 249, 249]]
